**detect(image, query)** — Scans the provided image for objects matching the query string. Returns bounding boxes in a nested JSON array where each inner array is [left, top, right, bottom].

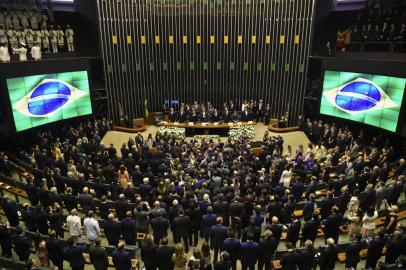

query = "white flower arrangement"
[[228, 125, 255, 140], [157, 126, 186, 139]]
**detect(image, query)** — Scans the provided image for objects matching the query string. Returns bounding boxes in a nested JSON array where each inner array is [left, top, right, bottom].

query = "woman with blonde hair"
[[172, 243, 188, 270]]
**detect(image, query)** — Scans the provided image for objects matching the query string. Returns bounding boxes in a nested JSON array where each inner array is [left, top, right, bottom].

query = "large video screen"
[[320, 70, 406, 132], [6, 71, 92, 132]]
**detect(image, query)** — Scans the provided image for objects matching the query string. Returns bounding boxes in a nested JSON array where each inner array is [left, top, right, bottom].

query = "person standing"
[[173, 209, 191, 253], [104, 213, 122, 247], [13, 227, 32, 261], [64, 236, 88, 270], [172, 244, 188, 270], [89, 239, 109, 270], [151, 212, 169, 245], [297, 240, 316, 270], [280, 243, 298, 270], [345, 233, 362, 270], [46, 230, 65, 270], [156, 237, 175, 270], [66, 209, 82, 243], [319, 238, 338, 270], [258, 230, 277, 270], [141, 235, 157, 270], [121, 211, 137, 245], [112, 241, 133, 270], [222, 230, 241, 270], [65, 24, 74, 52], [83, 210, 101, 244], [210, 217, 228, 262], [240, 233, 259, 270]]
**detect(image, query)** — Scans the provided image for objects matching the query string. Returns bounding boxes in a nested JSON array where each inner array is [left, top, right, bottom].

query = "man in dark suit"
[[385, 230, 403, 264], [229, 198, 245, 238], [156, 237, 175, 270], [173, 208, 191, 253], [151, 213, 169, 245], [365, 230, 385, 269], [13, 227, 32, 261], [25, 176, 39, 205], [280, 242, 298, 270], [63, 187, 77, 212], [89, 239, 109, 270], [115, 194, 129, 221], [112, 241, 133, 270], [210, 217, 228, 262], [64, 236, 88, 270], [141, 235, 157, 270], [301, 212, 320, 244], [222, 230, 241, 270], [240, 232, 259, 270], [297, 240, 316, 270], [1, 196, 20, 227], [201, 206, 217, 242], [323, 206, 342, 244], [345, 233, 362, 270], [242, 218, 261, 243], [104, 213, 122, 246], [291, 178, 304, 202], [46, 230, 65, 270], [302, 194, 316, 221], [121, 211, 137, 245], [213, 194, 229, 227], [319, 191, 334, 220], [258, 230, 277, 270], [78, 187, 95, 215], [286, 216, 301, 247], [319, 238, 338, 270]]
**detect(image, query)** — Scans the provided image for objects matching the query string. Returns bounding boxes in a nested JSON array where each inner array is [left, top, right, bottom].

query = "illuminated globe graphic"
[[334, 81, 381, 112], [28, 81, 71, 116]]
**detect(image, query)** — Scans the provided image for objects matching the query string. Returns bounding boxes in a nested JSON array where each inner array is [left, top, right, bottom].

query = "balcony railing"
[[347, 42, 406, 53]]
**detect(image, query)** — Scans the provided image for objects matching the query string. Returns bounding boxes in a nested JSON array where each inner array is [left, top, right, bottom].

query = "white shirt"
[[362, 211, 378, 230], [31, 46, 41, 60], [66, 214, 82, 237], [0, 46, 10, 62], [83, 217, 101, 241], [14, 47, 27, 61], [280, 169, 292, 187]]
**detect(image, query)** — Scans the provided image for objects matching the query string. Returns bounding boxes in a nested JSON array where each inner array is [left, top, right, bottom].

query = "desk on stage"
[[157, 121, 256, 136]]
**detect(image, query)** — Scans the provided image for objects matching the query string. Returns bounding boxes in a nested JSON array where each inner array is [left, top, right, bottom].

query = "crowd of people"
[[0, 116, 405, 270], [335, 0, 406, 53], [164, 100, 287, 125], [0, 1, 75, 62]]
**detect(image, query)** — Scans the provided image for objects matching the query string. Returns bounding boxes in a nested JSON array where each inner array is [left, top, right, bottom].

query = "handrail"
[[345, 41, 406, 53]]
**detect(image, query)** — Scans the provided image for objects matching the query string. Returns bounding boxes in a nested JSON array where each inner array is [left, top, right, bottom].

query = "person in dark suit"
[[21, 203, 37, 232], [319, 191, 334, 220], [78, 187, 95, 215], [213, 194, 229, 227], [345, 233, 362, 270], [141, 235, 157, 270], [241, 218, 261, 243], [385, 230, 403, 264], [286, 216, 301, 247], [210, 217, 228, 262], [173, 208, 191, 253], [1, 196, 20, 227], [240, 232, 259, 270], [168, 108, 177, 122], [280, 242, 298, 270], [214, 251, 232, 270], [323, 206, 342, 244], [365, 230, 386, 270], [186, 202, 201, 247], [121, 211, 137, 245], [89, 239, 109, 270], [46, 230, 65, 270], [319, 238, 338, 270], [156, 237, 175, 270], [229, 198, 245, 238], [201, 206, 217, 242], [112, 241, 132, 270], [25, 176, 39, 205], [13, 227, 32, 261], [297, 240, 316, 270], [258, 230, 277, 270], [64, 236, 88, 270], [115, 194, 129, 221], [63, 187, 77, 212], [302, 194, 316, 221], [241, 108, 251, 122], [104, 213, 122, 246], [151, 213, 169, 245], [222, 230, 241, 270], [301, 212, 320, 244], [291, 178, 304, 202]]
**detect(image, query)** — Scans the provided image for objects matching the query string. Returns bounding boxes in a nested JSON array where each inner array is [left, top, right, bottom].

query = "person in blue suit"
[[201, 206, 217, 242], [121, 211, 137, 245], [210, 217, 228, 262], [222, 230, 241, 270], [113, 241, 133, 270], [63, 236, 88, 270], [240, 232, 259, 270]]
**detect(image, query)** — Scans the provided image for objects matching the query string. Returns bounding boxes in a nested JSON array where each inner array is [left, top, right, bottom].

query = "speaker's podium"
[[278, 119, 287, 128]]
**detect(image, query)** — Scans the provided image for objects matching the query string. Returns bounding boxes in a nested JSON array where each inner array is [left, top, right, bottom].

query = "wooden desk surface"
[[157, 121, 256, 129]]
